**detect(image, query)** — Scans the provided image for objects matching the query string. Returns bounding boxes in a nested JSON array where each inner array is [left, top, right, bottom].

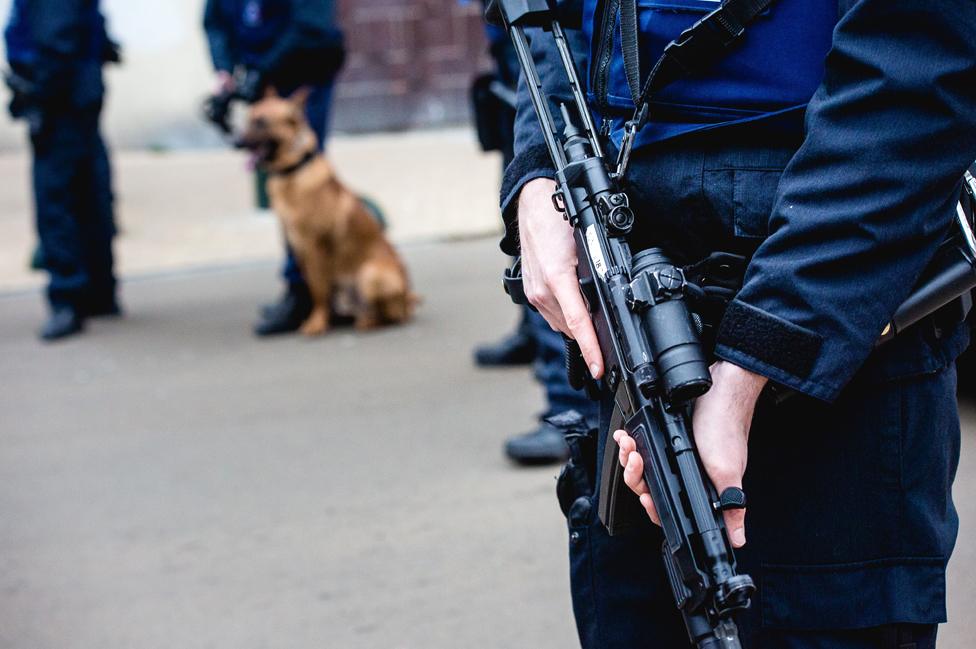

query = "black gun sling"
[[601, 0, 779, 131]]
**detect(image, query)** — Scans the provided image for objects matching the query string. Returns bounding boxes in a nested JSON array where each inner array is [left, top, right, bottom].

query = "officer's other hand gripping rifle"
[[493, 1, 754, 647]]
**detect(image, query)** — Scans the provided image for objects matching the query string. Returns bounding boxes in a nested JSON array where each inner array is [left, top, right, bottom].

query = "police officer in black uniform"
[[468, 0, 600, 463], [502, 0, 976, 646], [203, 0, 345, 336], [4, 0, 120, 341], [471, 0, 534, 367]]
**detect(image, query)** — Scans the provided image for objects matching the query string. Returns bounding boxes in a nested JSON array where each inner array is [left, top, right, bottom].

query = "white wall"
[[0, 0, 225, 151]]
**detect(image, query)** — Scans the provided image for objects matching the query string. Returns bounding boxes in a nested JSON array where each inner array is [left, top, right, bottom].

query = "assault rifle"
[[493, 2, 976, 648], [495, 2, 754, 647]]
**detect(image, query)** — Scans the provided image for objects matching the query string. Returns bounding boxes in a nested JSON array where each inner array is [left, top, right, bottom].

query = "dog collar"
[[269, 150, 317, 177]]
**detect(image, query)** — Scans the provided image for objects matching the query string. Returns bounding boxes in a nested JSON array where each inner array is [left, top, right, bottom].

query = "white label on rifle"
[[586, 225, 608, 279]]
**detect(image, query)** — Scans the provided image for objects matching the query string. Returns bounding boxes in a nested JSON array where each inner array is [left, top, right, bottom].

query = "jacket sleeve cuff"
[[499, 144, 555, 255], [714, 299, 839, 402]]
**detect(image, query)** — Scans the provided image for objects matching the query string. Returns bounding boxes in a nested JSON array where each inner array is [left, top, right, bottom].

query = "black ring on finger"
[[718, 487, 747, 511]]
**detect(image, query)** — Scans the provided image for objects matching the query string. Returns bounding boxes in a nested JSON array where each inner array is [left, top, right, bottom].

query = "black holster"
[[553, 410, 599, 517]]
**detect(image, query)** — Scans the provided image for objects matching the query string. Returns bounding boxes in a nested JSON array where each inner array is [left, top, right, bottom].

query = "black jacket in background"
[[10, 0, 108, 108], [203, 0, 344, 88]]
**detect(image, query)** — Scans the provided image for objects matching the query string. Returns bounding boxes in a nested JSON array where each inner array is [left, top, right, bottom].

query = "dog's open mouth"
[[246, 140, 279, 171], [235, 135, 280, 171]]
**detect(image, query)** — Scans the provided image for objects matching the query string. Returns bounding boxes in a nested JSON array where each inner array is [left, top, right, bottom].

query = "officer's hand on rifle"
[[614, 360, 767, 549], [518, 177, 604, 379]]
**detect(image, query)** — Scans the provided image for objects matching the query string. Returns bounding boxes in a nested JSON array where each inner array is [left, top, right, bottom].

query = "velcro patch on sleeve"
[[716, 300, 823, 380]]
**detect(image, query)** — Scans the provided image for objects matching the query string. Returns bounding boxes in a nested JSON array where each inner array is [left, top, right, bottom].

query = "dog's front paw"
[[299, 310, 330, 336], [354, 313, 379, 331]]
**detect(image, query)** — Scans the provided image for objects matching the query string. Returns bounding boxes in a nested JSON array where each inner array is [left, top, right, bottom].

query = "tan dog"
[[238, 88, 416, 335]]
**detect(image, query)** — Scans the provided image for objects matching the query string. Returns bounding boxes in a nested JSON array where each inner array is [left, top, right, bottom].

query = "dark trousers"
[[31, 102, 116, 309], [562, 125, 962, 649], [527, 309, 599, 421], [485, 34, 600, 422], [281, 81, 335, 287]]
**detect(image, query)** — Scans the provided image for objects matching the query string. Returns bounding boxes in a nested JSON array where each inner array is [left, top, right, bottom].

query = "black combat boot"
[[80, 289, 122, 318], [39, 305, 84, 341], [504, 418, 571, 465], [474, 315, 536, 367], [83, 299, 123, 317], [254, 283, 312, 336]]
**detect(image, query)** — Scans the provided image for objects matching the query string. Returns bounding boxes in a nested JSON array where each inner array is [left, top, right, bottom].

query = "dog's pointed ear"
[[264, 85, 279, 100], [290, 86, 312, 111]]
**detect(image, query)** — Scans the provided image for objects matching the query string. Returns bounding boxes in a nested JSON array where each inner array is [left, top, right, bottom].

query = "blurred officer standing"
[[468, 0, 598, 463], [4, 0, 121, 341], [470, 1, 533, 369], [203, 0, 345, 336]]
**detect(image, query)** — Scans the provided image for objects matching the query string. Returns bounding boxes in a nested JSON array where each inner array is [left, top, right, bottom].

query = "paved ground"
[[0, 240, 579, 649], [0, 238, 975, 649]]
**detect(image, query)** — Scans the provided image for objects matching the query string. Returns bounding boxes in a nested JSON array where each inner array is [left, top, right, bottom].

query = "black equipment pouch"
[[471, 73, 517, 153], [503, 257, 530, 306], [553, 410, 599, 517], [4, 65, 45, 137], [681, 252, 748, 354]]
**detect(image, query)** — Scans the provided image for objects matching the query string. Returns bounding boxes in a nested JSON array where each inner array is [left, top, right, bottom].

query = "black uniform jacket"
[[203, 0, 343, 82], [18, 0, 107, 109], [502, 0, 976, 401]]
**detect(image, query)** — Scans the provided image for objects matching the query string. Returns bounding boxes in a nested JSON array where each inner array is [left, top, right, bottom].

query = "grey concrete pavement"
[[1, 239, 975, 648], [0, 239, 576, 649]]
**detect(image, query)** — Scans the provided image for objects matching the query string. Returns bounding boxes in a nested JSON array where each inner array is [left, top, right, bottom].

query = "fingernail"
[[613, 430, 622, 442], [589, 363, 600, 378], [731, 527, 746, 547]]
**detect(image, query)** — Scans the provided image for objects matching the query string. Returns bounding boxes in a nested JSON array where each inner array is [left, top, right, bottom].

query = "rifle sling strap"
[[615, 0, 779, 129]]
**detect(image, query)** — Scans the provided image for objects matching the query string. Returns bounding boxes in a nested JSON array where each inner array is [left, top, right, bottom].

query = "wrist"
[[518, 178, 562, 225], [519, 177, 556, 206], [712, 360, 768, 405]]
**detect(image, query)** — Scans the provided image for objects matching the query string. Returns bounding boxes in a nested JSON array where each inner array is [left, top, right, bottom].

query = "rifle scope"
[[631, 248, 712, 404]]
